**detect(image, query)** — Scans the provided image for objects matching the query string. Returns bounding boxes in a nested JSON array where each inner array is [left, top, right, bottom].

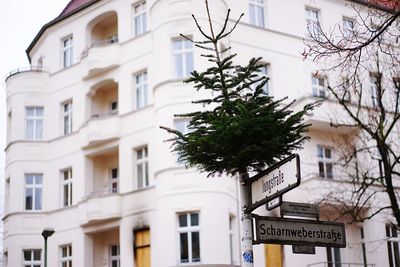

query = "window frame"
[[312, 75, 327, 98], [62, 101, 73, 135], [305, 7, 321, 39], [135, 146, 149, 189], [370, 73, 380, 107], [61, 168, 73, 207], [22, 249, 42, 267], [109, 244, 121, 267], [342, 17, 355, 38], [249, 0, 265, 28], [135, 71, 148, 109], [172, 37, 194, 79], [59, 244, 73, 267], [177, 212, 201, 264], [24, 173, 43, 211], [110, 167, 119, 193], [25, 106, 44, 140], [133, 1, 147, 37], [62, 35, 73, 69], [317, 145, 333, 179]]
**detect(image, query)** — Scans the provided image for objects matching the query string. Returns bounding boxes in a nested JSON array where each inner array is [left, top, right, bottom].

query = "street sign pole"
[[239, 172, 254, 267]]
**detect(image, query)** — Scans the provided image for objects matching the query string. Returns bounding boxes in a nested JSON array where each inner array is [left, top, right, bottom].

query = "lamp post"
[[42, 227, 55, 267]]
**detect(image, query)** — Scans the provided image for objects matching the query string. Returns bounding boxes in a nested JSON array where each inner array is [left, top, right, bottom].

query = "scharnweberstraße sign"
[[247, 154, 300, 212], [253, 215, 346, 248]]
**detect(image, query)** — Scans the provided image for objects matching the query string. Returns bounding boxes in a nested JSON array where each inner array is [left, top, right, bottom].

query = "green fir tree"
[[161, 2, 318, 177]]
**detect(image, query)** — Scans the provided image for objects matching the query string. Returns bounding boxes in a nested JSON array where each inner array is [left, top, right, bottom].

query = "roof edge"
[[25, 0, 102, 63]]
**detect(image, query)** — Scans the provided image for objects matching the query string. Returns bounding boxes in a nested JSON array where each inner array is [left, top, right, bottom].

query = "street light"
[[42, 227, 55, 267]]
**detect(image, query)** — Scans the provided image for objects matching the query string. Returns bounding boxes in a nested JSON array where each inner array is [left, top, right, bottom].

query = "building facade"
[[3, 0, 398, 266]]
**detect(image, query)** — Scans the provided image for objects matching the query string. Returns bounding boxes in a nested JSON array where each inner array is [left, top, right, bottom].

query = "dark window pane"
[[180, 233, 188, 262], [319, 162, 325, 177], [24, 250, 31, 260], [179, 214, 187, 227], [111, 245, 118, 256], [326, 163, 333, 178], [325, 148, 332, 158], [62, 246, 68, 257], [112, 168, 118, 179], [33, 250, 41, 260], [112, 261, 118, 267], [25, 189, 33, 210], [192, 231, 200, 262], [190, 213, 199, 226], [35, 188, 42, 210]]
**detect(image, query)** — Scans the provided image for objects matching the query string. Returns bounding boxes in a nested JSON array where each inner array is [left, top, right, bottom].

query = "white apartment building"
[[3, 0, 399, 266]]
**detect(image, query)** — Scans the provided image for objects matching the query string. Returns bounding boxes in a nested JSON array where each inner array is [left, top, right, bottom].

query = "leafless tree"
[[304, 0, 400, 227]]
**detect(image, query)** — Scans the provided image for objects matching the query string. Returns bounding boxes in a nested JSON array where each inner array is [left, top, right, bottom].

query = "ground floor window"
[[178, 212, 200, 263], [60, 244, 72, 267], [326, 247, 341, 267], [134, 228, 151, 267], [386, 224, 400, 267], [23, 249, 41, 267], [110, 245, 120, 267]]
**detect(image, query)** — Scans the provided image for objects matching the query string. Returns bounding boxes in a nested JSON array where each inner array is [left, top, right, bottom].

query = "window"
[[178, 212, 200, 263], [25, 174, 43, 210], [110, 245, 120, 267], [25, 107, 43, 140], [133, 2, 147, 36], [62, 169, 73, 207], [249, 0, 265, 28], [136, 147, 149, 188], [174, 119, 191, 163], [386, 224, 400, 267], [134, 229, 151, 267], [110, 101, 118, 114], [326, 247, 341, 267], [360, 227, 368, 266], [23, 249, 41, 267], [62, 36, 73, 68], [63, 101, 73, 135], [312, 76, 327, 98], [172, 38, 194, 78], [370, 74, 380, 107], [229, 215, 235, 265], [60, 244, 72, 267], [318, 146, 333, 178], [252, 65, 269, 95], [305, 7, 320, 39], [136, 72, 148, 109], [110, 168, 119, 193], [343, 17, 354, 38]]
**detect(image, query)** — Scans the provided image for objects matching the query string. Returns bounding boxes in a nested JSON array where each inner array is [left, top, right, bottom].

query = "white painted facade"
[[3, 0, 397, 266]]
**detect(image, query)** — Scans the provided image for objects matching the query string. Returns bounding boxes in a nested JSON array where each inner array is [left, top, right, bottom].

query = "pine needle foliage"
[[161, 1, 317, 176]]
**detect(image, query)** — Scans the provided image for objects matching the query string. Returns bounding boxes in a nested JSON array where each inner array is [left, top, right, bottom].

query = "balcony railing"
[[81, 36, 118, 58], [5, 66, 48, 82], [307, 262, 375, 267]]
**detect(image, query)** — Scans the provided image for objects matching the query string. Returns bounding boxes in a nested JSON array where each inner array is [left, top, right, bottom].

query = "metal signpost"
[[253, 215, 346, 248], [247, 154, 300, 213]]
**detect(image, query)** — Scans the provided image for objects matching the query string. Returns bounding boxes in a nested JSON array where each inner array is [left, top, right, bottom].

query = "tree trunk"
[[239, 172, 254, 266]]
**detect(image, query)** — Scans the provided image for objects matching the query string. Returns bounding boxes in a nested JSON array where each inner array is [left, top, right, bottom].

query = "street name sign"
[[280, 201, 319, 219], [266, 196, 282, 211], [292, 245, 316, 254], [248, 154, 300, 213], [253, 215, 346, 248]]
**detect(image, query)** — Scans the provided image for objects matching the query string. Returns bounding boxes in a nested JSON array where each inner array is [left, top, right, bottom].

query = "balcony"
[[82, 11, 119, 79], [78, 193, 122, 225], [294, 95, 358, 135], [80, 114, 121, 148], [5, 66, 49, 96]]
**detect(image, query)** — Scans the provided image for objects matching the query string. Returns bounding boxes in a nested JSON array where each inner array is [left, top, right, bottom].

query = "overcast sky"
[[0, 0, 71, 240]]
